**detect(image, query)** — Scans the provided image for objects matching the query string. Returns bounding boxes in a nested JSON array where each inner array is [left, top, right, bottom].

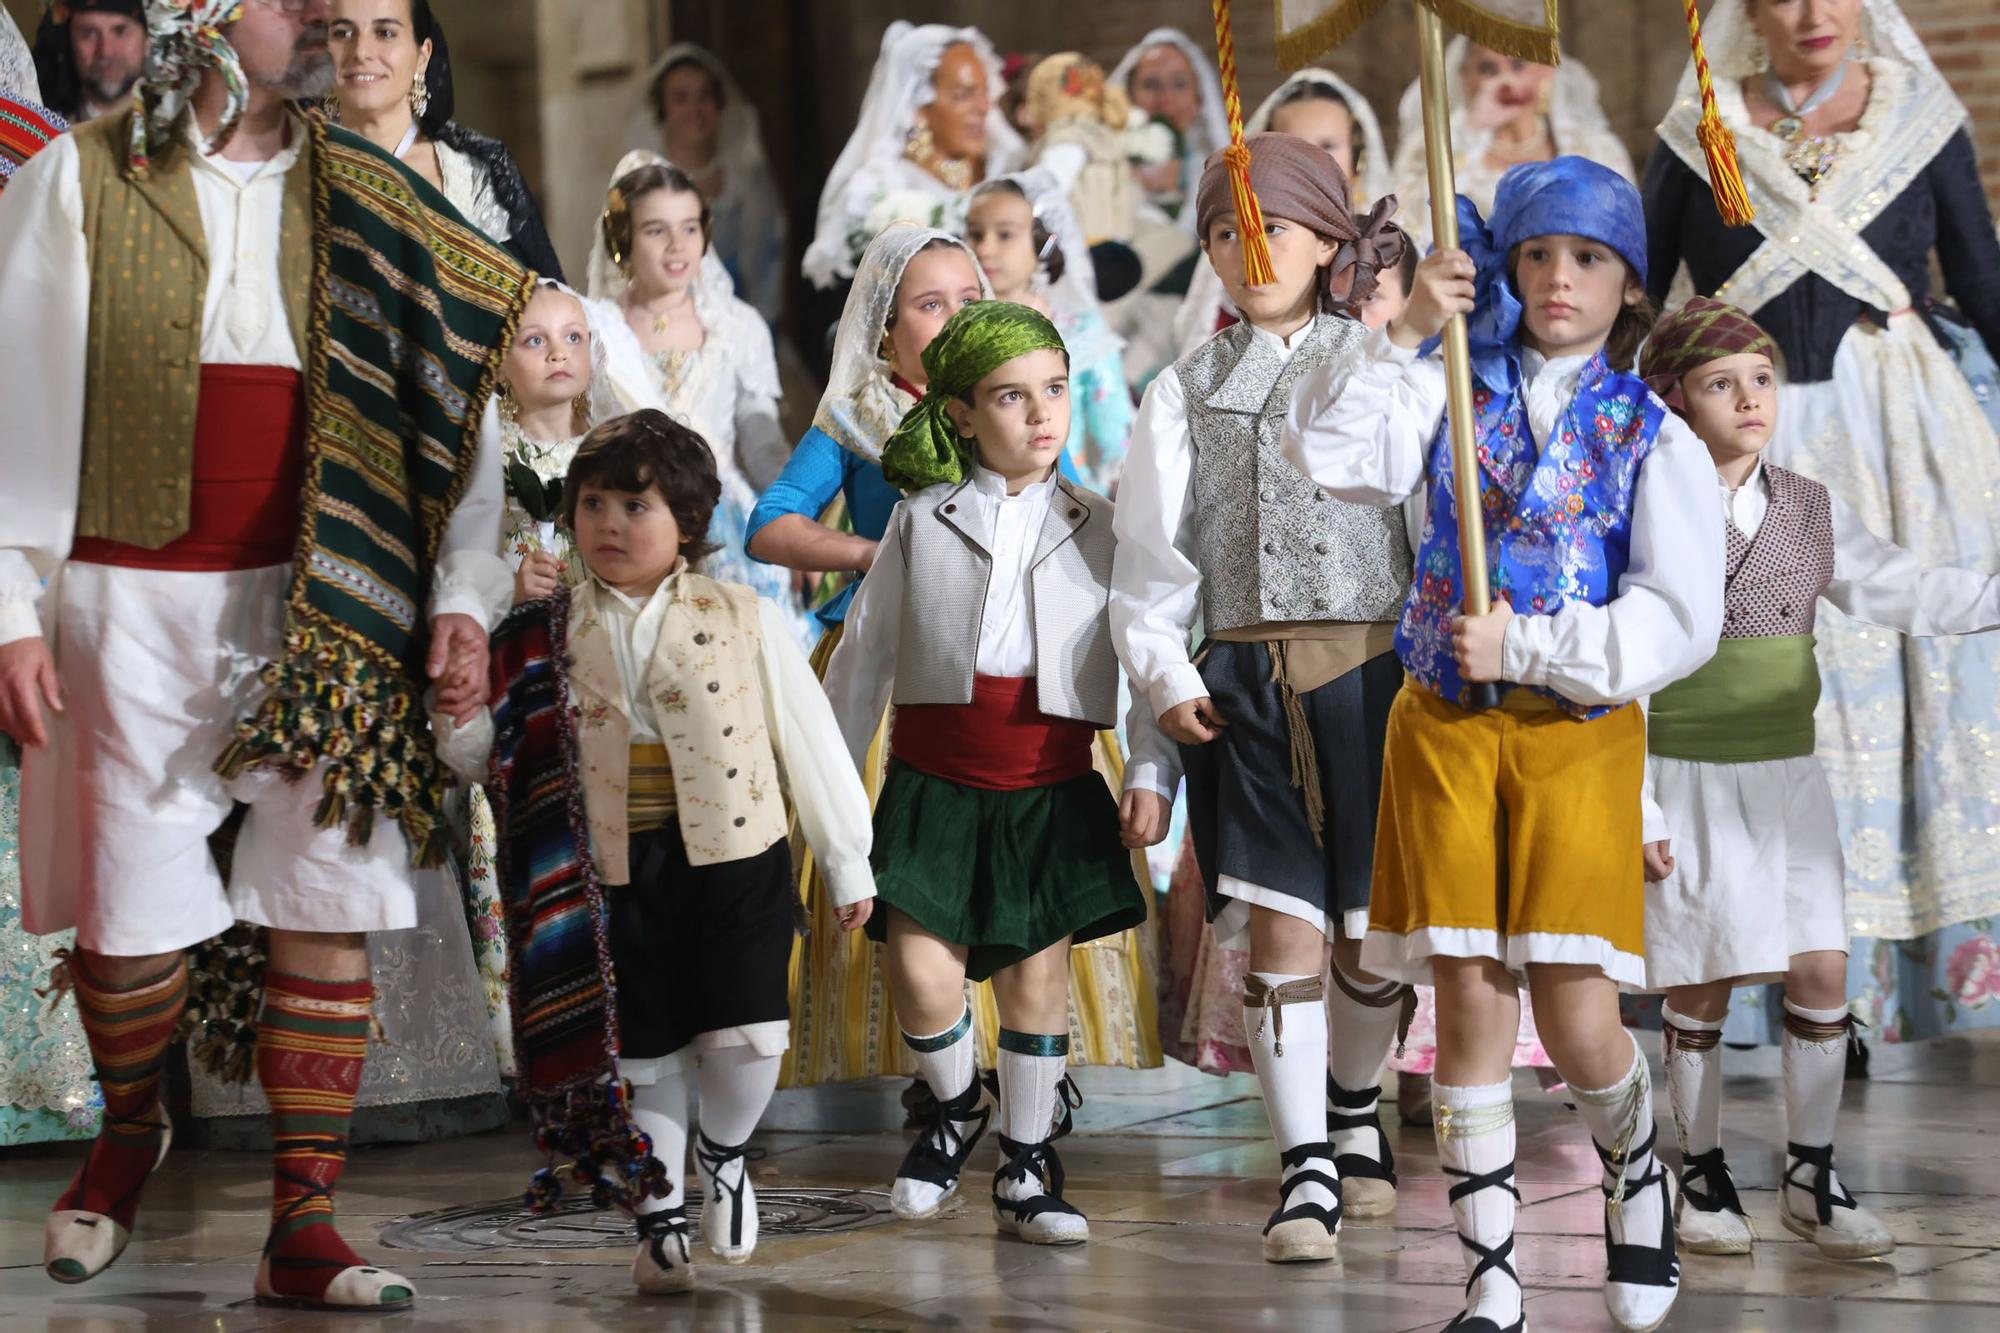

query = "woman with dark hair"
[[328, 0, 563, 280], [626, 44, 786, 330]]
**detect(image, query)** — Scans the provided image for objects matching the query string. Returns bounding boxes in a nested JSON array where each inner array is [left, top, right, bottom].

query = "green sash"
[[1647, 635, 1820, 764]]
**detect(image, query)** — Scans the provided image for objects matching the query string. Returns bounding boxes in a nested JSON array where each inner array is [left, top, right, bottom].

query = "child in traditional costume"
[[1635, 298, 2000, 1262], [440, 411, 875, 1295], [1112, 132, 1416, 1266], [1284, 158, 1724, 1332], [824, 301, 1175, 1244], [961, 169, 1133, 492]]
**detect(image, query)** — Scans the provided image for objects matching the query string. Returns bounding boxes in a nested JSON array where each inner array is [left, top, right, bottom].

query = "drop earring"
[[411, 62, 431, 119]]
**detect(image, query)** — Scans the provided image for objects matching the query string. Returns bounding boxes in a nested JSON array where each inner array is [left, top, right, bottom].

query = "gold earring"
[[411, 63, 431, 119], [905, 120, 936, 165], [497, 380, 519, 423], [572, 386, 594, 432]]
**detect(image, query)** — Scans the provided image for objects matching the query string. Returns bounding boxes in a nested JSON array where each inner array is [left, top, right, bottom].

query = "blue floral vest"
[[1394, 351, 1667, 719]]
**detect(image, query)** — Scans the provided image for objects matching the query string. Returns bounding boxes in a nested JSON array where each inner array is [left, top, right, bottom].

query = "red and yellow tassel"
[[1685, 0, 1755, 226], [1212, 0, 1275, 285]]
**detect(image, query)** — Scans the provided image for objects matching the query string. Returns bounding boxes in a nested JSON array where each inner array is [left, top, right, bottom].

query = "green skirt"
[[865, 761, 1146, 982]]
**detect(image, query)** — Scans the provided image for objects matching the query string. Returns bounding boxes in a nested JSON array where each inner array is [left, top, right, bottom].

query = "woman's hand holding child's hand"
[[1390, 249, 1478, 348]]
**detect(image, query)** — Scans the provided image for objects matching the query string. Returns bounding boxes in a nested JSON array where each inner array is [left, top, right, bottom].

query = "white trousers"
[[20, 562, 418, 955]]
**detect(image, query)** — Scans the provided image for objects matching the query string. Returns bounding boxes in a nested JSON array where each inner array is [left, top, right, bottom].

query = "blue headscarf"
[[1433, 156, 1647, 392]]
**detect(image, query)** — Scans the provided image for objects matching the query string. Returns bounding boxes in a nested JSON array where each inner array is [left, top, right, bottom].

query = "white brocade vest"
[[566, 573, 786, 882], [1177, 315, 1412, 629]]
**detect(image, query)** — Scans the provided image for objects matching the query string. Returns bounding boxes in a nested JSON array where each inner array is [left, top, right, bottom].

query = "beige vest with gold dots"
[[70, 110, 313, 550], [566, 572, 789, 882]]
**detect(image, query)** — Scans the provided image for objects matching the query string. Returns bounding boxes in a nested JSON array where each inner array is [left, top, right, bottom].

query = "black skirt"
[[607, 822, 794, 1060], [1181, 643, 1401, 926]]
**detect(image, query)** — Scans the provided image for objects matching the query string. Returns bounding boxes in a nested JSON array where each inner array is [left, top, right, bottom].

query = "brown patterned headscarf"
[[1639, 297, 1779, 412], [1194, 131, 1406, 316]]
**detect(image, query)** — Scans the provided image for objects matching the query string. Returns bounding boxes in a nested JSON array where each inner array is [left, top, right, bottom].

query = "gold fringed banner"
[[1273, 0, 1559, 70], [1683, 0, 1756, 226], [1213, 0, 1275, 286]]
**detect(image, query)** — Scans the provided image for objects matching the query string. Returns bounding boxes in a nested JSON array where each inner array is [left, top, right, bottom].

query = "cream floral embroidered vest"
[[566, 571, 786, 881]]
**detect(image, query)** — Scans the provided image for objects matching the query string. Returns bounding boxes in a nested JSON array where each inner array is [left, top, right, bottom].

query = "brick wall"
[[1903, 0, 2000, 206]]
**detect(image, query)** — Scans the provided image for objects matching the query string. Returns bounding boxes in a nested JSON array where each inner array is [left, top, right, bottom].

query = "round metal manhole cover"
[[378, 1186, 897, 1253]]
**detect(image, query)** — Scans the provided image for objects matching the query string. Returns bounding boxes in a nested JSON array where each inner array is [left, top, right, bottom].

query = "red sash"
[[71, 365, 306, 571], [891, 675, 1098, 792]]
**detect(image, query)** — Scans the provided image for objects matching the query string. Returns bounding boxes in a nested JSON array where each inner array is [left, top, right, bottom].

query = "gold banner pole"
[[1417, 5, 1502, 708]]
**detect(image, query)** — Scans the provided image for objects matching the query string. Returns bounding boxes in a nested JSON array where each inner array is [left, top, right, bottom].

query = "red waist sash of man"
[[890, 674, 1100, 792], [71, 365, 307, 572]]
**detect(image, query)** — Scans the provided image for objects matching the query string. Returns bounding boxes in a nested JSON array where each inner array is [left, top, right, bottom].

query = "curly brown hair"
[[561, 409, 721, 564], [601, 163, 713, 270]]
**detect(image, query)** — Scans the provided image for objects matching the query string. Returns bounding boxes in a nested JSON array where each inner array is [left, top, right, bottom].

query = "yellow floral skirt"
[[778, 624, 1163, 1087]]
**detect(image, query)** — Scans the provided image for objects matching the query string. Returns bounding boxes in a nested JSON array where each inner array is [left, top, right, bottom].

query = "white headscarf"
[[1, 8, 38, 104], [1171, 68, 1389, 359], [803, 22, 1024, 289], [1109, 27, 1231, 227], [1389, 36, 1633, 243], [813, 222, 990, 462], [625, 43, 773, 192], [1654, 0, 1966, 318]]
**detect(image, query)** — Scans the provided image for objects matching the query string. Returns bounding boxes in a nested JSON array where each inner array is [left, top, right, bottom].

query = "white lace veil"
[[1171, 68, 1391, 359], [1395, 35, 1622, 162], [803, 22, 1024, 288], [586, 148, 740, 322], [1, 8, 39, 104], [1662, 0, 1959, 118], [624, 43, 772, 189], [1108, 27, 1231, 167], [812, 221, 990, 463]]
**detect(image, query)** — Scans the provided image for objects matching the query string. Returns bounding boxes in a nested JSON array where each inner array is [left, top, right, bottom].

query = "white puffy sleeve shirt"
[[0, 116, 511, 646], [1283, 325, 1725, 709]]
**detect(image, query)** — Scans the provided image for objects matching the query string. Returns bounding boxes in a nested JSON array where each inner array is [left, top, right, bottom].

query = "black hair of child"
[[562, 409, 722, 563], [974, 179, 1067, 288]]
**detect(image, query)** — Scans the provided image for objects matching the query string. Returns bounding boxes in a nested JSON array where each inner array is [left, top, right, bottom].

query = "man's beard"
[[80, 59, 141, 108], [251, 27, 335, 101]]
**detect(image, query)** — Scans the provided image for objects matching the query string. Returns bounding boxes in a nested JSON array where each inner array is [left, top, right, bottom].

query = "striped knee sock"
[[257, 971, 376, 1303], [57, 955, 188, 1228]]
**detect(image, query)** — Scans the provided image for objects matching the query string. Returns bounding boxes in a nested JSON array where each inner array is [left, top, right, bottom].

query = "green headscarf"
[[878, 301, 1067, 492]]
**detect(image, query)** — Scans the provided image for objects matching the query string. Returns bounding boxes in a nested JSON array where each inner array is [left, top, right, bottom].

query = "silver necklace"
[[1766, 57, 1848, 141]]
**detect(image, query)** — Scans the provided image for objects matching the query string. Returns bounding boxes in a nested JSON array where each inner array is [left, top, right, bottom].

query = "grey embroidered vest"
[[891, 476, 1122, 726], [1721, 465, 1835, 639], [1176, 315, 1412, 630]]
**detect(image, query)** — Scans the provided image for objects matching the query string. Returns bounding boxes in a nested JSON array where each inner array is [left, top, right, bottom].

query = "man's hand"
[[428, 613, 490, 727], [1158, 696, 1229, 746], [1119, 788, 1171, 849], [837, 898, 874, 931], [1643, 840, 1676, 883], [0, 637, 61, 748], [1451, 597, 1514, 683]]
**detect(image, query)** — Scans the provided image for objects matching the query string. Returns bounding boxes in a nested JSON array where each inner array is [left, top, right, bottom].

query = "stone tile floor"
[[2, 1032, 1995, 1330]]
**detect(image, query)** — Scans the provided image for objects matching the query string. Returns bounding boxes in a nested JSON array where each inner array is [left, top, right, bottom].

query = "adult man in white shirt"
[[0, 0, 517, 1312]]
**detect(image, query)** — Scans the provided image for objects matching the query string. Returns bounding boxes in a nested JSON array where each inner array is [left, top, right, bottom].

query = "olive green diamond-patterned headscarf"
[[878, 300, 1067, 492]]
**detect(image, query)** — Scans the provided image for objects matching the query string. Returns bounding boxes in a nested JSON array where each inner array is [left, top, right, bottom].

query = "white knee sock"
[[1781, 999, 1846, 1149], [996, 1030, 1069, 1205], [1325, 959, 1406, 1167], [1434, 1079, 1521, 1327], [1660, 1003, 1725, 1158], [1570, 1034, 1667, 1255], [1245, 971, 1336, 1214], [902, 1007, 977, 1106], [627, 1066, 690, 1217], [696, 1044, 782, 1148], [996, 1030, 1067, 1145]]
